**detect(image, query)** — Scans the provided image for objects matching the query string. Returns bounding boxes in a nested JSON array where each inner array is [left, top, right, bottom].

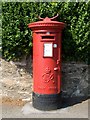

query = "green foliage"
[[2, 2, 90, 63]]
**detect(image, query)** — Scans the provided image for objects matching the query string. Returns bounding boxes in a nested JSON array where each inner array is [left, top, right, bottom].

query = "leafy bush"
[[2, 2, 90, 63]]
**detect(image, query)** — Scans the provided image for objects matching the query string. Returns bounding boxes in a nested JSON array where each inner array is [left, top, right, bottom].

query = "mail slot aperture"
[[42, 36, 54, 39]]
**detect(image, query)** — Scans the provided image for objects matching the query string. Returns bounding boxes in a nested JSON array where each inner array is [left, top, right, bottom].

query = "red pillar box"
[[28, 15, 65, 110]]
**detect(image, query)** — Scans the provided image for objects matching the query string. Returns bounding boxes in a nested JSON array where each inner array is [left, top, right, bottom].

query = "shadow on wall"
[[61, 62, 89, 108], [15, 56, 89, 108]]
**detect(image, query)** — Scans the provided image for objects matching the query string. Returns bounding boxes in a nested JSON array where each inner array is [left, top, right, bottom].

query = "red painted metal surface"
[[28, 15, 65, 94]]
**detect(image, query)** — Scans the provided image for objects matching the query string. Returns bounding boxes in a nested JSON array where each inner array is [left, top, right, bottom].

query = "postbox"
[[28, 14, 65, 110]]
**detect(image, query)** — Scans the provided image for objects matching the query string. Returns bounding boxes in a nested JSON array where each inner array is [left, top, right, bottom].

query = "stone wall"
[[61, 62, 89, 98], [0, 58, 89, 105], [0, 58, 32, 105]]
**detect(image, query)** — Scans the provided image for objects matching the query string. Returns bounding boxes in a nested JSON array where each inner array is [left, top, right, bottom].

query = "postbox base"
[[32, 92, 62, 111]]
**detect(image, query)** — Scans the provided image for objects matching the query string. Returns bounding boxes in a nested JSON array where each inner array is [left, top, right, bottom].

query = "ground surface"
[[1, 99, 89, 119]]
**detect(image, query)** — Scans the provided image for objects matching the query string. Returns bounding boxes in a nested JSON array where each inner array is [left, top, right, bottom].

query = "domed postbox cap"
[[28, 14, 65, 31]]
